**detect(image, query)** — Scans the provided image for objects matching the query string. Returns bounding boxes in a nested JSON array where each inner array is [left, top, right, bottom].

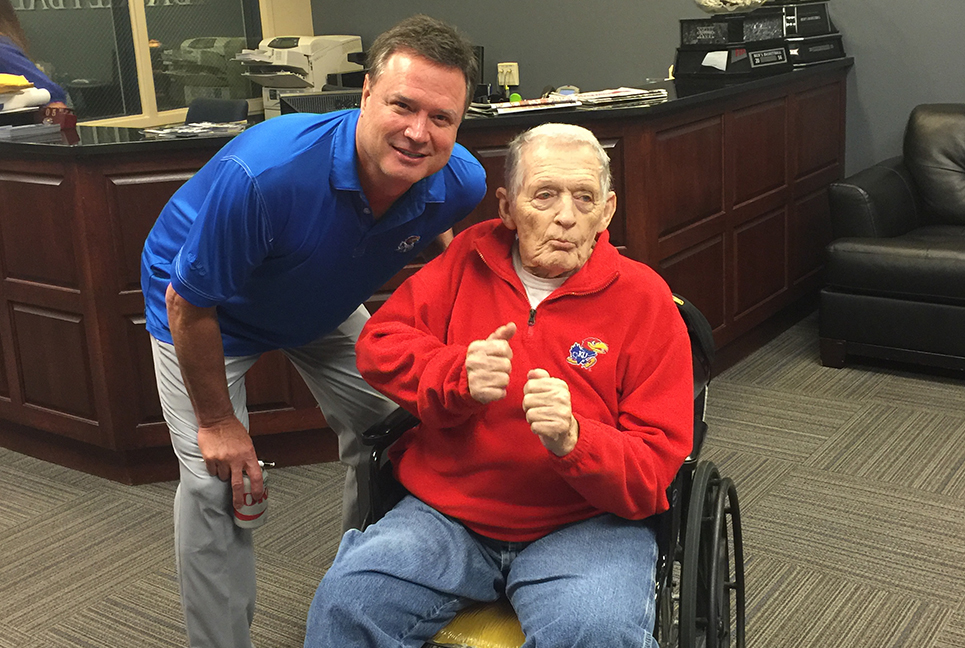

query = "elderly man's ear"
[[496, 187, 517, 231], [598, 192, 617, 232]]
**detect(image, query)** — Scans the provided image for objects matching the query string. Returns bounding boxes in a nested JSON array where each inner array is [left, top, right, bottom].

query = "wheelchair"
[[359, 294, 746, 648]]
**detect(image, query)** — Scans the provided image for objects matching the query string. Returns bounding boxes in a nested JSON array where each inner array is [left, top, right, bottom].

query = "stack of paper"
[[467, 87, 669, 118], [468, 95, 582, 117], [561, 87, 669, 106], [0, 122, 61, 140], [235, 49, 273, 63], [140, 121, 248, 139]]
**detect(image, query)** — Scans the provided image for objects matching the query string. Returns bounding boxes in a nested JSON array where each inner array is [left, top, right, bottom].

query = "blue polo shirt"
[[141, 110, 486, 356]]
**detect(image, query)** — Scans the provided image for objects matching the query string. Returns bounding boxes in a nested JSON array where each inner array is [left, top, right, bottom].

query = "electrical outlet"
[[497, 62, 520, 87]]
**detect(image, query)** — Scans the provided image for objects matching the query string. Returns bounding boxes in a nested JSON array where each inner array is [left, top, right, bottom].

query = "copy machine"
[[162, 37, 249, 106], [238, 35, 364, 118]]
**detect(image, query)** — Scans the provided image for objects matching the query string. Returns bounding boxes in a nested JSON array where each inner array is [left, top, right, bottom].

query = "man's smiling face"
[[355, 49, 466, 202]]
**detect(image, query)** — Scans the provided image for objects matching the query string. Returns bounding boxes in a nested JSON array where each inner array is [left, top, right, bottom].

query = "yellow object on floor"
[[428, 599, 524, 648]]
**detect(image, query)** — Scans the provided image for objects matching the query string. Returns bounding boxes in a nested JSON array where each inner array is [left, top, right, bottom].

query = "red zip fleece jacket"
[[356, 219, 693, 542]]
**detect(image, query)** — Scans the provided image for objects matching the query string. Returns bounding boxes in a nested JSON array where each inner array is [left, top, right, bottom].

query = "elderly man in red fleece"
[[304, 123, 693, 648]]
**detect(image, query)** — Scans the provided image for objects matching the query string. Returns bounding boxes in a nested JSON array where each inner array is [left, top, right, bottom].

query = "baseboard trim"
[[0, 419, 339, 484]]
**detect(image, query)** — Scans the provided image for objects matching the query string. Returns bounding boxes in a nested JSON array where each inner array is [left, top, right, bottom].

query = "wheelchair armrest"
[[361, 406, 420, 449], [362, 406, 419, 529]]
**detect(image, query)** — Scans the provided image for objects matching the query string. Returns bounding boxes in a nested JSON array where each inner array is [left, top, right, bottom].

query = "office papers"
[[140, 121, 247, 139], [564, 87, 669, 106], [701, 51, 729, 71], [466, 87, 669, 118], [468, 95, 582, 117], [234, 49, 274, 63], [0, 122, 61, 140]]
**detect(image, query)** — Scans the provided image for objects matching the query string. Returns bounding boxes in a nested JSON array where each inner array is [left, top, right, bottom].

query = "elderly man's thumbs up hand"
[[523, 369, 579, 456], [466, 323, 516, 404]]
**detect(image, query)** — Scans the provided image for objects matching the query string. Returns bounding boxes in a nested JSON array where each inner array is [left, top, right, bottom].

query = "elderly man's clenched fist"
[[523, 368, 579, 456]]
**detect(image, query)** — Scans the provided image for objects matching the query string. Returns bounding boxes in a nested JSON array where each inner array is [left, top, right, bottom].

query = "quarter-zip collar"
[[470, 221, 621, 303]]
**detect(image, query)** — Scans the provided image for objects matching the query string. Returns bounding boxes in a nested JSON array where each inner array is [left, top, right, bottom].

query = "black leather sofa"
[[820, 103, 965, 370]]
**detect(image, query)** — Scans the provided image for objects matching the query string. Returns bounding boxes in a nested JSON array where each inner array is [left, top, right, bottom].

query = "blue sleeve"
[[0, 38, 67, 103], [170, 157, 274, 308], [448, 144, 487, 216]]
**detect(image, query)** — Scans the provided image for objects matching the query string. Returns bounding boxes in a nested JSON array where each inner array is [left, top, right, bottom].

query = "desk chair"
[[185, 97, 249, 123]]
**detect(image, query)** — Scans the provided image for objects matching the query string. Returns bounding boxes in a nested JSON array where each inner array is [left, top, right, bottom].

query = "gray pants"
[[150, 305, 397, 648]]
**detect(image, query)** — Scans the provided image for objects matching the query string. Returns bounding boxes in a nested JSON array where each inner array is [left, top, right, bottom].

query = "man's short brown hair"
[[366, 14, 478, 111]]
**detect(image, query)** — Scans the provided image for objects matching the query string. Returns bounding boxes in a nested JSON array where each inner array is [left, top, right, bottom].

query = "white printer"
[[238, 35, 364, 118]]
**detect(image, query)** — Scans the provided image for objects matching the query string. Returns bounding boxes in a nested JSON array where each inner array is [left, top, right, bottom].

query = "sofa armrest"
[[828, 157, 922, 239]]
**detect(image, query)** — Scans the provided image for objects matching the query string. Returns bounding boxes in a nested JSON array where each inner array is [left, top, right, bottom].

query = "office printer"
[[239, 35, 364, 118], [161, 37, 250, 106]]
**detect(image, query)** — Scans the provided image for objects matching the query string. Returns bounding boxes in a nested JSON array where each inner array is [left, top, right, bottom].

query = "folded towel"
[[0, 87, 51, 113], [0, 73, 35, 94]]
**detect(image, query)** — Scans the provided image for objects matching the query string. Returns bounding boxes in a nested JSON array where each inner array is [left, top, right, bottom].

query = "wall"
[[309, 0, 965, 176], [829, 0, 965, 174], [309, 0, 684, 98]]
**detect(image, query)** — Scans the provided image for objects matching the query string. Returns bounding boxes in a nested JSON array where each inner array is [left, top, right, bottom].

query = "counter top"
[[0, 122, 236, 158], [0, 58, 852, 157], [460, 57, 853, 130]]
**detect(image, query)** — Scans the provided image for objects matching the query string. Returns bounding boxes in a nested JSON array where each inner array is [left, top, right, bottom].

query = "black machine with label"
[[675, 1, 845, 78], [675, 42, 791, 78]]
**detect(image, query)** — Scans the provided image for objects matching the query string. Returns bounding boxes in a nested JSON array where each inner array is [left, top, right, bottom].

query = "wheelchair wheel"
[[679, 462, 745, 648]]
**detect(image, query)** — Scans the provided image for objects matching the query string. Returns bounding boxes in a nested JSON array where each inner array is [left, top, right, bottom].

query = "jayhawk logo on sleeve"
[[566, 337, 609, 370]]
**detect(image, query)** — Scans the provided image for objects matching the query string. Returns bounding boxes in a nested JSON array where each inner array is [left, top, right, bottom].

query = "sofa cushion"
[[904, 104, 965, 225], [826, 225, 965, 303]]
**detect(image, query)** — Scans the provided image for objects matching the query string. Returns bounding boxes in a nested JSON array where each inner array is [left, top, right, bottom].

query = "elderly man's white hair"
[[503, 123, 612, 200]]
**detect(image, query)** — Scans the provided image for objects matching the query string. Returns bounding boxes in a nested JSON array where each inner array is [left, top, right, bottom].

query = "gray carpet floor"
[[2, 311, 964, 647]]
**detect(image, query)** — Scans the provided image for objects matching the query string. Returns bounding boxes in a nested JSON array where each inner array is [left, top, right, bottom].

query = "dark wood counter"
[[0, 127, 332, 482], [0, 60, 851, 482]]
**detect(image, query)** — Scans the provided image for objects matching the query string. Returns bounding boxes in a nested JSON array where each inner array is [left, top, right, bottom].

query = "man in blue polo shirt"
[[140, 15, 485, 648]]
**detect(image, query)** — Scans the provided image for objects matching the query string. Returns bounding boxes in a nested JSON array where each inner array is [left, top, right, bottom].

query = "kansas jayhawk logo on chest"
[[566, 337, 609, 370], [396, 235, 421, 253]]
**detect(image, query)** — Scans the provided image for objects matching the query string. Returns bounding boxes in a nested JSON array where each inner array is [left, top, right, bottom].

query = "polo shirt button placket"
[[354, 200, 373, 257]]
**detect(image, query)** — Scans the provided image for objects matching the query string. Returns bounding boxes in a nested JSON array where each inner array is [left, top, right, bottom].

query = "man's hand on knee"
[[197, 417, 263, 508]]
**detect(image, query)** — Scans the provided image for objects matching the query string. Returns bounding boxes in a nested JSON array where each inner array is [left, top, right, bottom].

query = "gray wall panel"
[[311, 0, 965, 175]]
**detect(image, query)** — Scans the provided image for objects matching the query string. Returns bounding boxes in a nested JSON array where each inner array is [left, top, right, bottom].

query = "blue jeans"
[[304, 496, 659, 648]]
